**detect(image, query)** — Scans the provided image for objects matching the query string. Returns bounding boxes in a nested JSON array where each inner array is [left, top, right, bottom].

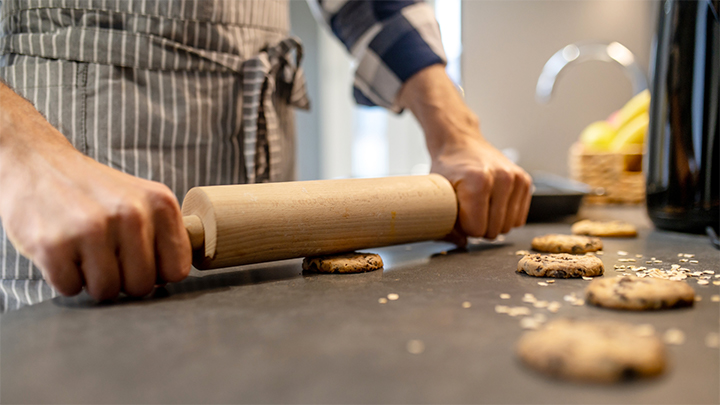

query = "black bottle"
[[646, 0, 720, 234]]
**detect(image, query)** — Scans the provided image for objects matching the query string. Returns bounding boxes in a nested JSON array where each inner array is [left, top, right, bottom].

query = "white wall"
[[461, 0, 656, 176]]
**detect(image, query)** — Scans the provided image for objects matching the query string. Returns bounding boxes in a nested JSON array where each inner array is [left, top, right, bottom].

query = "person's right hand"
[[0, 84, 192, 301]]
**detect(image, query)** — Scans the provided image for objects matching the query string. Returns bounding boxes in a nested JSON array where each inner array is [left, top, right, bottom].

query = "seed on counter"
[[387, 293, 400, 300], [522, 293, 537, 303], [546, 280, 555, 284], [711, 295, 720, 302], [683, 253, 695, 258], [635, 254, 643, 258], [515, 250, 530, 256], [634, 324, 655, 337], [690, 260, 699, 264], [495, 305, 510, 314], [618, 258, 636, 263], [547, 302, 562, 313], [716, 275, 720, 278], [570, 299, 585, 306], [378, 298, 388, 304], [679, 258, 689, 263], [663, 329, 686, 345], [596, 251, 604, 255], [563, 293, 577, 302], [500, 293, 511, 300], [406, 339, 425, 354], [582, 276, 593, 281], [618, 251, 628, 256], [695, 296, 703, 302], [462, 301, 472, 309], [698, 280, 710, 285], [706, 333, 720, 349], [714, 281, 720, 286], [534, 313, 547, 323], [704, 270, 715, 274], [653, 260, 663, 264], [520, 317, 540, 330], [538, 282, 549, 287], [508, 307, 531, 317], [533, 300, 549, 309]]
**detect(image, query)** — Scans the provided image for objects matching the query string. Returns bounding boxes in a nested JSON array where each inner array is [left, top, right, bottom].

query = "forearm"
[[397, 64, 483, 157]]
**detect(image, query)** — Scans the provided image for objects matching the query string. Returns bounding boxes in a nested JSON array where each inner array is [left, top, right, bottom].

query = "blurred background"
[[289, 0, 657, 181]]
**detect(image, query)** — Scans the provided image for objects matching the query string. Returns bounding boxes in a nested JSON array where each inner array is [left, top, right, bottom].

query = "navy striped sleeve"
[[311, 0, 447, 112]]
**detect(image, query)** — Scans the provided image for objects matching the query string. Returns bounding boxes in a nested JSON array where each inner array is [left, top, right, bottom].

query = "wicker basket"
[[568, 142, 644, 204]]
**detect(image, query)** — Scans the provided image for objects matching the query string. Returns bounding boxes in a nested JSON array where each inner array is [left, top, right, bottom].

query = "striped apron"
[[0, 0, 310, 311]]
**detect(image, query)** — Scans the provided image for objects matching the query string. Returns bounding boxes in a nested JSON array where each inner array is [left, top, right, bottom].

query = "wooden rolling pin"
[[181, 174, 458, 269]]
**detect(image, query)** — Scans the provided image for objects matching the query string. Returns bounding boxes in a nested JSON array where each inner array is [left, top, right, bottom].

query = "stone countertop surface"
[[1, 206, 719, 404]]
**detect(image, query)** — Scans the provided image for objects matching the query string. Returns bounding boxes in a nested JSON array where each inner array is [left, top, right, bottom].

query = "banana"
[[609, 112, 649, 152], [609, 89, 650, 130], [580, 121, 617, 151]]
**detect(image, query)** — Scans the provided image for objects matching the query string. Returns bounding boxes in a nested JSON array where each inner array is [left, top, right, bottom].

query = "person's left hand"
[[397, 64, 533, 246]]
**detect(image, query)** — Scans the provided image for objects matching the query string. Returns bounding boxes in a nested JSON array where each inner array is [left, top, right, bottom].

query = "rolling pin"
[[181, 174, 458, 269]]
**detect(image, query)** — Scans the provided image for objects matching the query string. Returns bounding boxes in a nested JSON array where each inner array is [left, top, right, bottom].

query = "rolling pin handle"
[[183, 215, 205, 251]]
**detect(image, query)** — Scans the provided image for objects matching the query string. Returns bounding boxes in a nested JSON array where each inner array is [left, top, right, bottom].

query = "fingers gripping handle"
[[183, 215, 205, 251]]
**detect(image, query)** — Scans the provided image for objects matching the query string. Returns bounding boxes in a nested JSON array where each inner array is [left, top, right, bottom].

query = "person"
[[0, 0, 532, 312]]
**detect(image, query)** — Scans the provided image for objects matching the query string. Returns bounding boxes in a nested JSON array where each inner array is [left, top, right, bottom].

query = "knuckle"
[[123, 278, 155, 297], [87, 280, 120, 301]]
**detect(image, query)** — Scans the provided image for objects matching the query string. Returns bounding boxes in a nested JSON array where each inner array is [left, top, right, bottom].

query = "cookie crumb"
[[387, 293, 399, 301], [663, 329, 685, 345], [508, 306, 531, 317], [538, 282, 548, 286], [711, 295, 720, 302], [698, 280, 709, 285], [522, 293, 537, 303], [533, 300, 549, 308], [500, 293, 511, 299], [520, 317, 540, 330], [378, 298, 388, 304], [406, 339, 425, 354], [495, 305, 509, 314], [547, 302, 561, 313], [695, 296, 702, 302], [634, 324, 656, 337], [462, 301, 472, 309], [582, 276, 593, 281], [618, 251, 628, 256]]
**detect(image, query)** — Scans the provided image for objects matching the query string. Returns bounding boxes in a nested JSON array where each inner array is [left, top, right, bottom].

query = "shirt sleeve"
[[309, 0, 447, 113]]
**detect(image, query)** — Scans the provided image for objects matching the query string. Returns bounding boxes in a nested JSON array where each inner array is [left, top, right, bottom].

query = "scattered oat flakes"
[[387, 293, 399, 300], [538, 282, 549, 287], [571, 299, 585, 306], [679, 258, 689, 263], [522, 293, 537, 303], [547, 302, 561, 313], [500, 293, 511, 299], [508, 306, 531, 317], [703, 270, 714, 274], [711, 295, 720, 302], [714, 281, 720, 286], [495, 305, 509, 314], [546, 280, 555, 284], [635, 254, 643, 258], [634, 324, 655, 337], [378, 298, 388, 304], [462, 301, 472, 309], [698, 280, 710, 285], [596, 251, 604, 255], [520, 317, 540, 330], [618, 251, 628, 256], [683, 254, 695, 258], [706, 333, 720, 349], [515, 250, 530, 256], [582, 276, 593, 281], [695, 296, 703, 302], [618, 258, 636, 263], [533, 300, 549, 309], [663, 329, 686, 345], [406, 339, 425, 354]]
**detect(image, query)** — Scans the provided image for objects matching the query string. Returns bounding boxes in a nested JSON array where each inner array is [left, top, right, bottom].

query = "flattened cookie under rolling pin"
[[517, 253, 604, 278], [586, 276, 695, 310], [302, 252, 384, 274], [516, 318, 666, 383], [531, 234, 603, 254]]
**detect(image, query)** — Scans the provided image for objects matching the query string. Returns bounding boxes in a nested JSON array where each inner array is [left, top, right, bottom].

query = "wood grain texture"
[[181, 174, 458, 269]]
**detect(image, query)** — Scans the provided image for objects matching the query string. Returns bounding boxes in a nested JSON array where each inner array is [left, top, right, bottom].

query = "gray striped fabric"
[[0, 0, 309, 312]]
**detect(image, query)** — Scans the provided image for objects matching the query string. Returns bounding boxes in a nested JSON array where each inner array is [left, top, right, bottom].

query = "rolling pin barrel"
[[181, 174, 458, 270]]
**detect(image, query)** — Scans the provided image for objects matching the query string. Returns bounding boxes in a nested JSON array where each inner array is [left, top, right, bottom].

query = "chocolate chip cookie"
[[517, 253, 604, 278], [571, 219, 638, 237], [586, 276, 695, 310], [531, 234, 603, 254], [516, 318, 666, 383], [302, 252, 383, 274]]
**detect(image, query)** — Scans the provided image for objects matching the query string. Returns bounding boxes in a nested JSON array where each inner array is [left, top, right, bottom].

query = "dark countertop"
[[2, 206, 719, 404]]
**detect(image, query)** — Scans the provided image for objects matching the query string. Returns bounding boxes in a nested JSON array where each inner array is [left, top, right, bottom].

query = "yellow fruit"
[[610, 89, 651, 130], [610, 112, 649, 152], [580, 121, 617, 151]]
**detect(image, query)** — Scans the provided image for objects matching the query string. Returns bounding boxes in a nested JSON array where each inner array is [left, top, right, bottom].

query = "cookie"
[[586, 276, 695, 310], [531, 234, 603, 254], [516, 318, 666, 383], [571, 219, 638, 237], [517, 253, 604, 278], [302, 252, 383, 274]]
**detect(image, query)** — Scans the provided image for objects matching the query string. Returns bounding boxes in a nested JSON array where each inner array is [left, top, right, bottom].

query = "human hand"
[[0, 84, 191, 301], [397, 64, 532, 246]]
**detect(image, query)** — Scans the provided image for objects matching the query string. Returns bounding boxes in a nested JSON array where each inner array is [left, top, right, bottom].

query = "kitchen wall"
[[290, 0, 657, 180], [462, 0, 656, 176]]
